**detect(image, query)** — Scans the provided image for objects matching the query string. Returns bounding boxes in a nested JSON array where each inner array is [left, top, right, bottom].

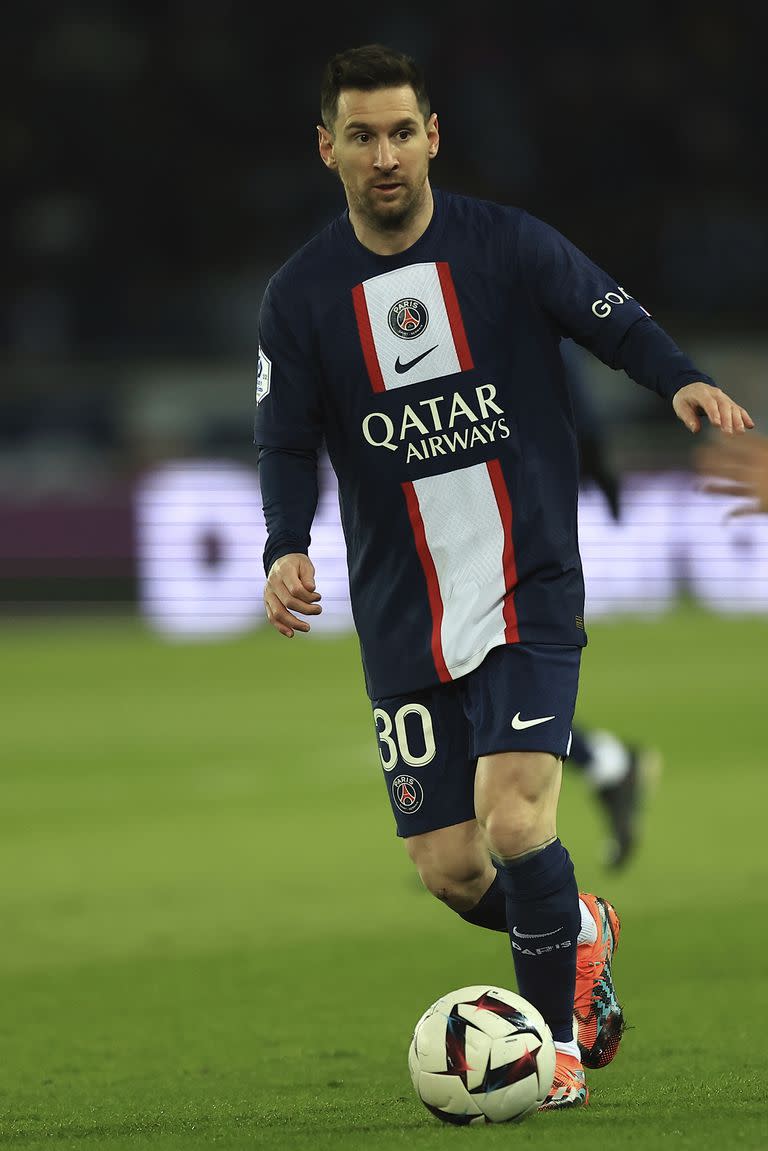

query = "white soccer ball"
[[408, 984, 556, 1125]]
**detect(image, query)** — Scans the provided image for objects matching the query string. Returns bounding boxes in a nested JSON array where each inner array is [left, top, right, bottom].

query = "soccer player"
[[567, 727, 662, 870], [254, 44, 753, 1110]]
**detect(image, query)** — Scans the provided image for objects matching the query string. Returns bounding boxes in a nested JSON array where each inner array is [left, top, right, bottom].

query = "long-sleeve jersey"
[[254, 187, 714, 699]]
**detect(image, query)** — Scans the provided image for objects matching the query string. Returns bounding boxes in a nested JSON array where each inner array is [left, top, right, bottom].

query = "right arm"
[[254, 272, 325, 637], [258, 445, 322, 637]]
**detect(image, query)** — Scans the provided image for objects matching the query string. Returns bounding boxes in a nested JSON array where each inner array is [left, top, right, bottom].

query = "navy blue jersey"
[[254, 188, 713, 699]]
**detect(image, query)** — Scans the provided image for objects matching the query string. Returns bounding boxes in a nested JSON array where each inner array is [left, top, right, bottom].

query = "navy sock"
[[458, 873, 507, 932], [496, 839, 580, 1043]]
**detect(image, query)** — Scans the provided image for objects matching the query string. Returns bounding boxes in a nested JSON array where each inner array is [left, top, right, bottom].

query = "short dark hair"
[[319, 43, 431, 133]]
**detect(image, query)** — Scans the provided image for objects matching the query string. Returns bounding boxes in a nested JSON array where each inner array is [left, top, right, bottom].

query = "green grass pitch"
[[0, 605, 765, 1150]]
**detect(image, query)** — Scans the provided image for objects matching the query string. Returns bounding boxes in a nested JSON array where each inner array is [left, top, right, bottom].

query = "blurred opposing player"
[[254, 44, 753, 1110], [695, 428, 768, 516], [567, 727, 662, 869], [563, 338, 664, 869]]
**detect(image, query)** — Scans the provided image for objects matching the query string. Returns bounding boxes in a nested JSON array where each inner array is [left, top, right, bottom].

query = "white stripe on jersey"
[[412, 462, 509, 679]]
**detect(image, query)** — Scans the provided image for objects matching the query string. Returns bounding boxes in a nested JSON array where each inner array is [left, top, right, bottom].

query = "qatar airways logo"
[[362, 382, 510, 464], [591, 286, 650, 319]]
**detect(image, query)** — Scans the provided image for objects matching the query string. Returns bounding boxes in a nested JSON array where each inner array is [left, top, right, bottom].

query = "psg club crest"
[[392, 774, 424, 814], [388, 298, 429, 340]]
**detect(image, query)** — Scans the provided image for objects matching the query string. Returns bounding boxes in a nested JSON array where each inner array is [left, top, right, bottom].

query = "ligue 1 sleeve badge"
[[392, 774, 424, 814], [256, 347, 272, 404]]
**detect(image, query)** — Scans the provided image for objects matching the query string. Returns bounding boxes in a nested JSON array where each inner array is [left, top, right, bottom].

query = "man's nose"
[[374, 138, 398, 169]]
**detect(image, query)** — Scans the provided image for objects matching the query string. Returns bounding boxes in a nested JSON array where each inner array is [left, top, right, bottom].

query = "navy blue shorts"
[[370, 642, 581, 838]]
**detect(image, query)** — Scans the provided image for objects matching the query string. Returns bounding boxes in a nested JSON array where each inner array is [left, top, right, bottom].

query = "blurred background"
[[1, 9, 767, 1146], [1, 1, 766, 620]]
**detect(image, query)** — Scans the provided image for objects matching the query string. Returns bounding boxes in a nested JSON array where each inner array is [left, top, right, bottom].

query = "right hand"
[[263, 553, 322, 637]]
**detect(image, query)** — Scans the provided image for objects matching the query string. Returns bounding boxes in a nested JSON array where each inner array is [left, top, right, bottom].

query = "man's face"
[[318, 85, 439, 231]]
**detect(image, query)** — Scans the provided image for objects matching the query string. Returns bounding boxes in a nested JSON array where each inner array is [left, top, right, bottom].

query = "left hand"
[[672, 382, 754, 435]]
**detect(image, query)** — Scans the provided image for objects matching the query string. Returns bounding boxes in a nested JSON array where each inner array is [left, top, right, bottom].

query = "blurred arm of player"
[[671, 380, 754, 435], [264, 552, 322, 638], [694, 430, 768, 517]]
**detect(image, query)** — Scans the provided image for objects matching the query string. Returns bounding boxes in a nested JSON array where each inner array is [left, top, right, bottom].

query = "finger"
[[281, 576, 322, 605], [715, 398, 753, 435], [264, 598, 296, 638], [265, 597, 300, 637], [264, 591, 313, 635], [720, 399, 734, 433], [268, 574, 322, 609], [700, 479, 751, 497], [678, 400, 701, 434], [279, 594, 322, 615], [703, 397, 723, 430], [297, 557, 318, 592], [726, 502, 760, 519]]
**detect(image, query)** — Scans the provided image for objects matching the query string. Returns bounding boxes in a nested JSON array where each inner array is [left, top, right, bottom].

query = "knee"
[[406, 842, 490, 911], [475, 752, 561, 860], [479, 804, 543, 860]]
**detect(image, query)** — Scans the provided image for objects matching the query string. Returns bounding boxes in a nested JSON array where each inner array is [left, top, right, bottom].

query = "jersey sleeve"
[[516, 211, 714, 398], [254, 273, 325, 450], [258, 445, 319, 576]]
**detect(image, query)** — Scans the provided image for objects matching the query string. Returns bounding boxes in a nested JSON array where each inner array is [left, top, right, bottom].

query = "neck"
[[349, 183, 435, 256]]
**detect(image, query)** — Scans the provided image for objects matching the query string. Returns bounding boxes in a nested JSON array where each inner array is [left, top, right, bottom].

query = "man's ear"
[[427, 113, 440, 160], [318, 125, 337, 169]]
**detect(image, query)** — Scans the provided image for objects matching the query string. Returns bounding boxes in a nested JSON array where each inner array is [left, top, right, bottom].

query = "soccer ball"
[[408, 984, 556, 1125]]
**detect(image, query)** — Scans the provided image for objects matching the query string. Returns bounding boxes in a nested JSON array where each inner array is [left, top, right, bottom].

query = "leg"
[[474, 749, 581, 1047], [403, 818, 496, 912], [474, 748, 591, 1111], [569, 724, 664, 869]]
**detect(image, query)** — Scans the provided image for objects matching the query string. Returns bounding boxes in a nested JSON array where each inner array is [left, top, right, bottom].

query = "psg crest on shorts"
[[388, 298, 429, 340], [392, 774, 424, 814]]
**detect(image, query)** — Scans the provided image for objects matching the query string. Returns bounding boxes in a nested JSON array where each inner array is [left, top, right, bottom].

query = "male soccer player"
[[567, 726, 662, 869], [254, 44, 753, 1110]]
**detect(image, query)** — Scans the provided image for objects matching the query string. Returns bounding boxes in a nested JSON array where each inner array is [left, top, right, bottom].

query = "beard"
[[348, 176, 427, 233]]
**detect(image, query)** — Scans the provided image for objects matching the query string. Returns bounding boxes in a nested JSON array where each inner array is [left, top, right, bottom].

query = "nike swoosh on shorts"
[[511, 712, 556, 729]]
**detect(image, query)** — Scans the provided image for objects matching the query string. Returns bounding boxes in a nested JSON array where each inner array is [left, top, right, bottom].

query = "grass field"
[[0, 605, 766, 1150]]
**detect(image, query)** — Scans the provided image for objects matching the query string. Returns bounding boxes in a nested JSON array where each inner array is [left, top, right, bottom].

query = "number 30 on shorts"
[[373, 703, 436, 771]]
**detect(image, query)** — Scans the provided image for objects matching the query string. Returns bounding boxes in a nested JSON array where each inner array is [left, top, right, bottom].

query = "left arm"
[[611, 316, 754, 435], [517, 212, 754, 436]]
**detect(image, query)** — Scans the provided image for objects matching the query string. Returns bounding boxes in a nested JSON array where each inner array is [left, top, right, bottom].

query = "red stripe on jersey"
[[352, 284, 386, 392], [436, 262, 474, 371], [401, 481, 452, 683], [486, 459, 520, 643]]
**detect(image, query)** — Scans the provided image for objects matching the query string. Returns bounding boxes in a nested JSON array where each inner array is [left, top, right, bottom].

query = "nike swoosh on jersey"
[[511, 712, 556, 730], [394, 345, 438, 373], [512, 925, 564, 939]]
